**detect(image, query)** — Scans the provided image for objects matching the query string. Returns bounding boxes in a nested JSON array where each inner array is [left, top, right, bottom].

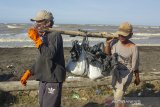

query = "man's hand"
[[104, 37, 114, 55], [134, 71, 140, 86], [134, 77, 140, 85], [20, 70, 31, 86], [28, 28, 43, 48], [106, 37, 114, 44]]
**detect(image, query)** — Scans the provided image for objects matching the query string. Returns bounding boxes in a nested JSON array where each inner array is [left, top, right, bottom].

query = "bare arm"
[[104, 38, 113, 55]]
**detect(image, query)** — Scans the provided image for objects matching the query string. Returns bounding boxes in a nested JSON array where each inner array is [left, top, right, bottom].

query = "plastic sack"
[[88, 61, 104, 80], [66, 49, 88, 76]]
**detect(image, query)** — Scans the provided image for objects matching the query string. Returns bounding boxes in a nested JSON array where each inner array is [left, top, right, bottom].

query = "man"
[[20, 10, 66, 107], [105, 22, 140, 107]]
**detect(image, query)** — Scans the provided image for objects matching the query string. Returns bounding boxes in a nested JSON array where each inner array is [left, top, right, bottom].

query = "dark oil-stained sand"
[[0, 46, 160, 81], [0, 46, 160, 106]]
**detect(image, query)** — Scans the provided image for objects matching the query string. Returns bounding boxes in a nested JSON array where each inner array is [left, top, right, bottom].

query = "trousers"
[[39, 81, 62, 107]]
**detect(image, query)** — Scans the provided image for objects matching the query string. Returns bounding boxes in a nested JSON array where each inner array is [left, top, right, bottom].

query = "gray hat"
[[31, 10, 54, 21]]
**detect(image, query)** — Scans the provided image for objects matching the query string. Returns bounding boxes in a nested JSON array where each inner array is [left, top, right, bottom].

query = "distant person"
[[20, 10, 66, 107], [105, 22, 140, 107]]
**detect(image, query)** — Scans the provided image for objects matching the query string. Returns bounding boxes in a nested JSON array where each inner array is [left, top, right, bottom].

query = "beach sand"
[[0, 46, 160, 81], [0, 46, 160, 107]]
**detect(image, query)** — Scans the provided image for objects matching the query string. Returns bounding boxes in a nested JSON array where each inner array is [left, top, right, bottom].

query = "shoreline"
[[1, 44, 160, 48]]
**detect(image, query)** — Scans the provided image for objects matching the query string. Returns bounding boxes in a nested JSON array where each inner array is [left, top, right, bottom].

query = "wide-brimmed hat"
[[30, 10, 54, 21], [115, 22, 133, 37]]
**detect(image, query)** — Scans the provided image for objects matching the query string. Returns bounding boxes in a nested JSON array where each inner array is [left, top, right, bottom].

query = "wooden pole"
[[43, 28, 118, 39]]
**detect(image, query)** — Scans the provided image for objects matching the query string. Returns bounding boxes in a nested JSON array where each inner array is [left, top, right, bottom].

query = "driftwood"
[[0, 73, 160, 92], [43, 28, 118, 38]]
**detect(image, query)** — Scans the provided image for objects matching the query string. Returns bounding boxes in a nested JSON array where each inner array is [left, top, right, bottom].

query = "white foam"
[[6, 25, 22, 29], [0, 38, 31, 42], [136, 44, 160, 46], [134, 33, 160, 36], [131, 37, 150, 40], [150, 26, 160, 29], [0, 33, 15, 36], [53, 25, 59, 27], [136, 26, 160, 29]]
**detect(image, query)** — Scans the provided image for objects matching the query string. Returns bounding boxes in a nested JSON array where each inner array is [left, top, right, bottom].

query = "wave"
[[0, 37, 150, 42], [0, 38, 31, 42], [0, 32, 160, 48], [136, 44, 160, 46], [0, 38, 102, 43], [53, 25, 59, 27], [0, 33, 16, 36], [79, 28, 96, 31], [6, 25, 22, 29], [0, 33, 158, 43], [134, 33, 160, 36], [131, 37, 150, 40], [135, 26, 160, 29]]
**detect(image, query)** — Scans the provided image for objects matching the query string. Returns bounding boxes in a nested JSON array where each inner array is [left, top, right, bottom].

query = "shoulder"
[[48, 31, 61, 37], [126, 40, 137, 48], [127, 41, 139, 52], [47, 31, 61, 39]]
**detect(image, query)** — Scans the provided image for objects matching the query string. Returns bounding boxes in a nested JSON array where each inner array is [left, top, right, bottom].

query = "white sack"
[[66, 50, 87, 76], [88, 62, 103, 80]]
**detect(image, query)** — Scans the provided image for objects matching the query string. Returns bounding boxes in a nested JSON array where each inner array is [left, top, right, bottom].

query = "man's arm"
[[104, 38, 113, 55], [132, 46, 140, 85]]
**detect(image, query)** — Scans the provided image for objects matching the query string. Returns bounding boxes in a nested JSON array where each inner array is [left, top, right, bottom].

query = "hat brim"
[[30, 18, 36, 21], [115, 31, 130, 37], [30, 17, 45, 22]]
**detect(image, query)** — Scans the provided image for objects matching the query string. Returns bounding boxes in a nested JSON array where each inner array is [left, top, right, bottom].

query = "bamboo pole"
[[44, 28, 118, 38]]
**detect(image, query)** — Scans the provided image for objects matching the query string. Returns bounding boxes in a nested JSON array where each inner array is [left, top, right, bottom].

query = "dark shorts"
[[39, 82, 62, 107]]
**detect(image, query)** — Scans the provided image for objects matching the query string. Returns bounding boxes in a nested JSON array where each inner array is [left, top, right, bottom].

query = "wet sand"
[[0, 46, 160, 107], [0, 46, 160, 81]]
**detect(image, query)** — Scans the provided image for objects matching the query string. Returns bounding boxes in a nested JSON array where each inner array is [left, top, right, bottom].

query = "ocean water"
[[0, 23, 160, 47]]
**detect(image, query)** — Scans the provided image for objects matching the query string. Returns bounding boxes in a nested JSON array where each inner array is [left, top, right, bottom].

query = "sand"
[[0, 46, 160, 81], [0, 46, 160, 107]]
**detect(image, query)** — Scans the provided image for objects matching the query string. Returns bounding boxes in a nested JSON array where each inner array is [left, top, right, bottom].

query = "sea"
[[0, 23, 160, 48]]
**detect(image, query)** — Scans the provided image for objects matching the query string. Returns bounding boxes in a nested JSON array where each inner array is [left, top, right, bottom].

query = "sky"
[[0, 0, 160, 26]]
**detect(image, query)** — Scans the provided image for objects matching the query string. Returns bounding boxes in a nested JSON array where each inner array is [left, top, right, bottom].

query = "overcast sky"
[[0, 0, 160, 26]]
